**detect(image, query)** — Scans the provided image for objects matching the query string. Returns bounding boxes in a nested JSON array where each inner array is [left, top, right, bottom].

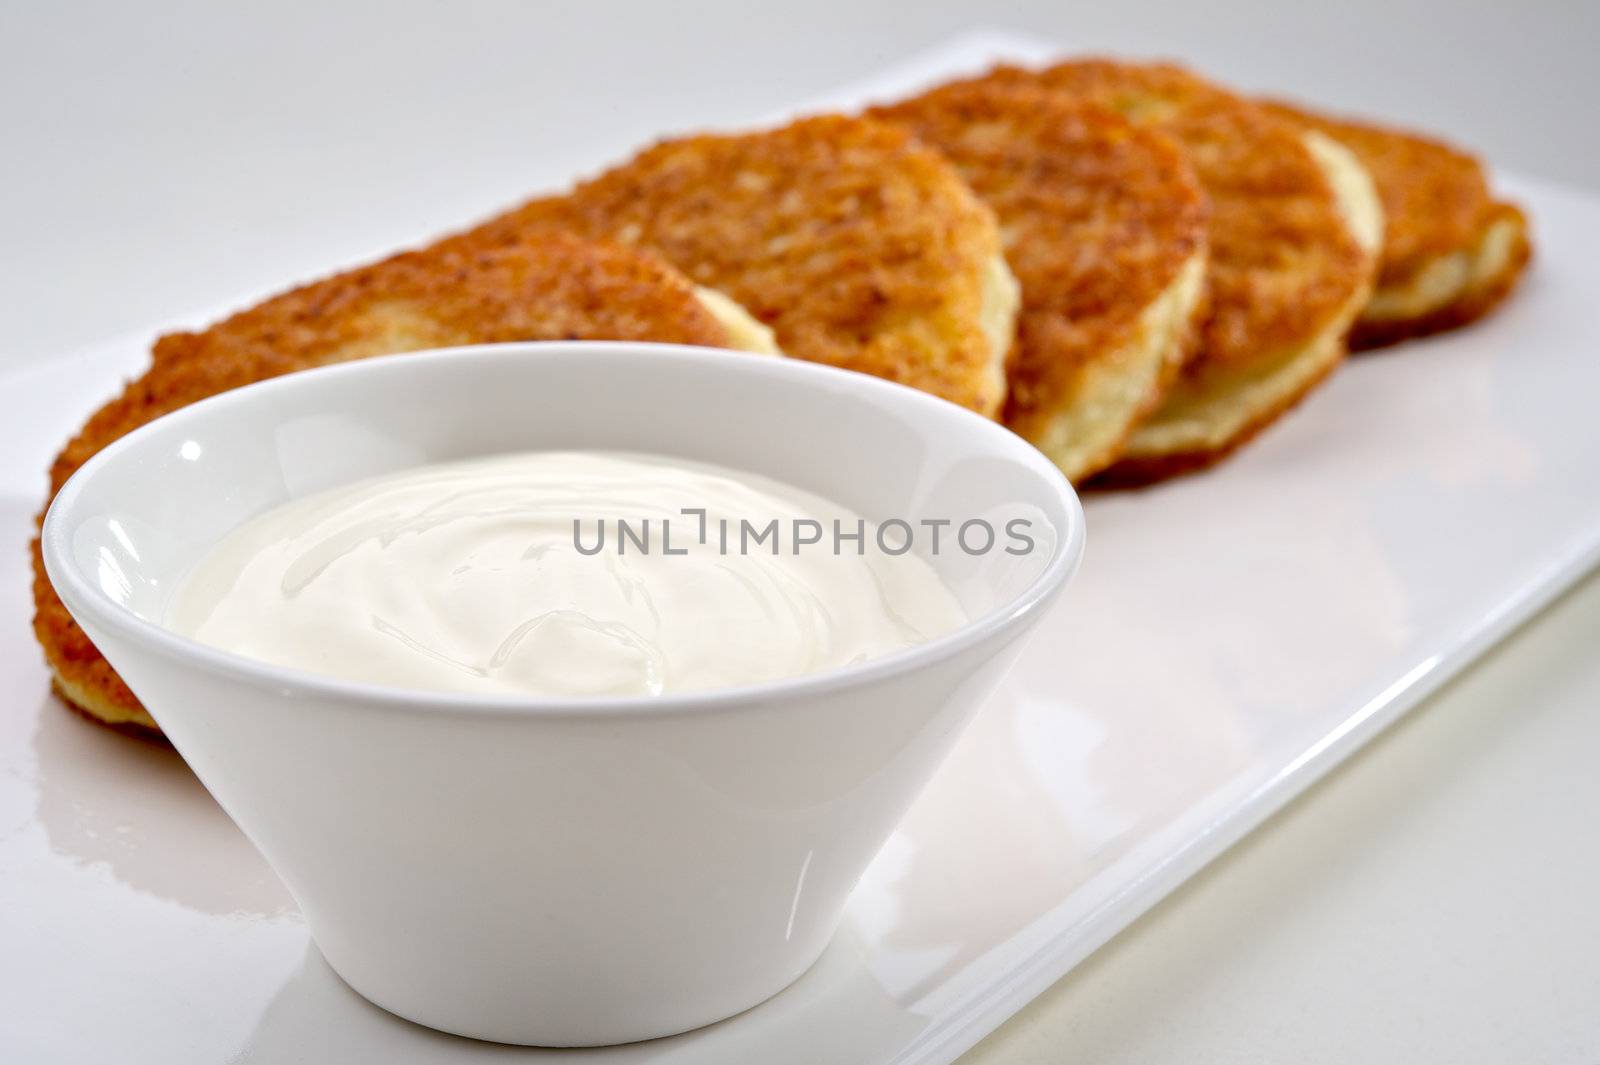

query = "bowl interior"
[[48, 342, 1082, 673]]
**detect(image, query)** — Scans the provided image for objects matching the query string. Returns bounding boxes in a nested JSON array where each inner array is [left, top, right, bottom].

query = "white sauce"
[[168, 451, 966, 697]]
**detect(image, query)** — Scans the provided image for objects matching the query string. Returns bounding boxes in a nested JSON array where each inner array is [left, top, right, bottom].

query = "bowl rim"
[[42, 341, 1085, 720]]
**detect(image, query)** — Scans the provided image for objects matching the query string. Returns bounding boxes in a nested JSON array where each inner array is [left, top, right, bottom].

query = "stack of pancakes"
[[32, 57, 1533, 735]]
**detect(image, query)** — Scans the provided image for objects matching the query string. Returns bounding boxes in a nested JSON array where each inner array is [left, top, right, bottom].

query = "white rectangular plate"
[[3, 30, 1598, 1065]]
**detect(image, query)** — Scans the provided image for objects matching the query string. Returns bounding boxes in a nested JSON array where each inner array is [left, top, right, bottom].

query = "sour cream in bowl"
[[41, 342, 1084, 1046], [167, 449, 970, 699]]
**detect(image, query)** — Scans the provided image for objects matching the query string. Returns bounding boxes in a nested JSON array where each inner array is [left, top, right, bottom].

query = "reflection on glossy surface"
[[237, 946, 529, 1063], [30, 696, 294, 918], [850, 692, 1134, 1004], [234, 931, 925, 1064]]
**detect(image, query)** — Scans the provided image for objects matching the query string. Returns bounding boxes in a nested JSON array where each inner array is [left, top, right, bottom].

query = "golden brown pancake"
[[868, 82, 1208, 482], [467, 114, 1019, 417], [1261, 100, 1531, 348], [34, 233, 755, 735], [970, 60, 1383, 482]]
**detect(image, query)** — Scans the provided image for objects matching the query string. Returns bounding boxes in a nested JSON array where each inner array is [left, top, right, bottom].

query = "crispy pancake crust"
[[469, 114, 1014, 416], [1027, 61, 1373, 368], [1349, 204, 1530, 348], [971, 61, 1378, 476], [1263, 101, 1532, 348], [1088, 345, 1343, 486], [868, 83, 1209, 482], [34, 233, 741, 734]]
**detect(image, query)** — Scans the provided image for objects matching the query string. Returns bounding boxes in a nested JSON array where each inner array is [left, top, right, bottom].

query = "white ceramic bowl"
[[42, 342, 1084, 1046]]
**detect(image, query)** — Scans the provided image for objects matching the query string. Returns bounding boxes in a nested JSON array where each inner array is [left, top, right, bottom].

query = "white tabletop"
[[4, 3, 1596, 1060], [961, 571, 1600, 1063]]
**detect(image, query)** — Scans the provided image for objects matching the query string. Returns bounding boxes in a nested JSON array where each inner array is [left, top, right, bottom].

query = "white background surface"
[[3, 3, 1597, 1062]]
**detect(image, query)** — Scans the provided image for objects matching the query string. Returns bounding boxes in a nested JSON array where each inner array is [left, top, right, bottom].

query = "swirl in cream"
[[167, 451, 966, 697]]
